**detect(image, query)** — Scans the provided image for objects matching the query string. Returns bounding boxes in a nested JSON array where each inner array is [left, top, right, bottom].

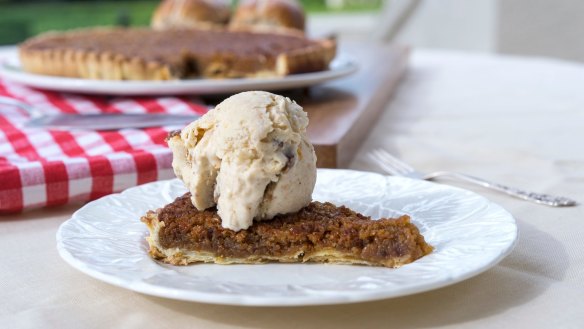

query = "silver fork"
[[369, 149, 578, 207]]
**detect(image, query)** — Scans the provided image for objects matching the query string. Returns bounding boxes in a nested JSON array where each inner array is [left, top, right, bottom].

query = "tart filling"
[[19, 28, 336, 80], [142, 193, 433, 268]]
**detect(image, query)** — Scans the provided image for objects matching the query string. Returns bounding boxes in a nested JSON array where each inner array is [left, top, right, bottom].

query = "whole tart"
[[141, 193, 433, 268], [18, 28, 336, 80]]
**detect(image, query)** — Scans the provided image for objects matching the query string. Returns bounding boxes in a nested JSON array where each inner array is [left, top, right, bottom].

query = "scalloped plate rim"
[[56, 169, 518, 306]]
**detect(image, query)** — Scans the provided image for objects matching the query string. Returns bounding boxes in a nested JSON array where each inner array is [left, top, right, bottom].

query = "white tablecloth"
[[2, 49, 583, 328]]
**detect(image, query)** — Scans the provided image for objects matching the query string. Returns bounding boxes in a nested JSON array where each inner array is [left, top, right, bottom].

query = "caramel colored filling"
[[21, 28, 325, 78], [154, 193, 433, 265]]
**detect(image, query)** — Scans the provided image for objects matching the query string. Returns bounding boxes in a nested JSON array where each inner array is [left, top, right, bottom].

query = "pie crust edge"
[[18, 28, 337, 80]]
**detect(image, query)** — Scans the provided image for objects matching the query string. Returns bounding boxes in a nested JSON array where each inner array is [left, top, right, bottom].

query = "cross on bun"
[[230, 0, 306, 34], [151, 0, 231, 30]]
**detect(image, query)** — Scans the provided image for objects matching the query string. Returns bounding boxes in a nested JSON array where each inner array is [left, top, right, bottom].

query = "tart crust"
[[19, 28, 336, 80], [141, 194, 433, 268]]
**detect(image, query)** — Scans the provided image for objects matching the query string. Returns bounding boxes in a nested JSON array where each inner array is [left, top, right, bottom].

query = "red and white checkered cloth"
[[0, 79, 208, 213]]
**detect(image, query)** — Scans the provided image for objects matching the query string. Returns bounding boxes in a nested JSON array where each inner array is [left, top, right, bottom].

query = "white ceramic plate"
[[0, 51, 357, 95], [57, 169, 517, 306]]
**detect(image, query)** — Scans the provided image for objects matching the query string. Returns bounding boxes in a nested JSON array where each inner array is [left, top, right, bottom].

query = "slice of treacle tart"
[[141, 193, 433, 268]]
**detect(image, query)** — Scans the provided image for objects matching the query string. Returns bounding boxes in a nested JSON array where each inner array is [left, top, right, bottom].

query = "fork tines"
[[369, 149, 415, 176]]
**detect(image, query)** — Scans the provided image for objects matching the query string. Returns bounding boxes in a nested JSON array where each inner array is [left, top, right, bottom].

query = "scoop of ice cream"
[[168, 91, 317, 231]]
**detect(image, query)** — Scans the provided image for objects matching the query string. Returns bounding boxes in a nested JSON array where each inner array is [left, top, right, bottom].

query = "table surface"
[[2, 49, 583, 329]]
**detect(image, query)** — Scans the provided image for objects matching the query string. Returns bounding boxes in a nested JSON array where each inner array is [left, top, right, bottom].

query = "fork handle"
[[424, 171, 578, 207]]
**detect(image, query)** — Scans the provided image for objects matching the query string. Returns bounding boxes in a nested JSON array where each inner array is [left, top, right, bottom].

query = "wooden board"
[[301, 43, 409, 168]]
